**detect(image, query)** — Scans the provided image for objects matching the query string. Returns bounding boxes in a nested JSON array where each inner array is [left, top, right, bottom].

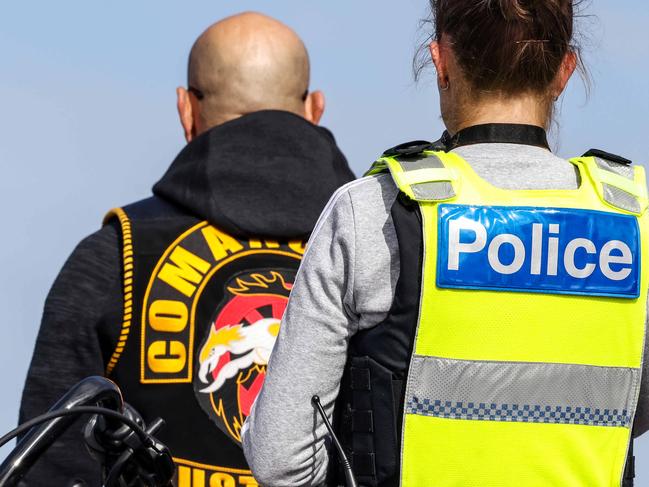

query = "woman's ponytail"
[[418, 0, 585, 95]]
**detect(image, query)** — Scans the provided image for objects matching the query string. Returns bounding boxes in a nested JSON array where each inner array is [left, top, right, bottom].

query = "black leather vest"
[[105, 197, 305, 487]]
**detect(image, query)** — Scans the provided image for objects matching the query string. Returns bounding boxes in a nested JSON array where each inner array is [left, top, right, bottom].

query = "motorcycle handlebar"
[[0, 376, 123, 487]]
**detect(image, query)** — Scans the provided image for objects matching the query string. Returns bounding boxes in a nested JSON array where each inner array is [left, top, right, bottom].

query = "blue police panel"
[[436, 205, 640, 298]]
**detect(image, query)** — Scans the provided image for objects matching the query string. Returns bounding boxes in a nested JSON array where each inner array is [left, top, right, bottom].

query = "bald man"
[[20, 12, 354, 486]]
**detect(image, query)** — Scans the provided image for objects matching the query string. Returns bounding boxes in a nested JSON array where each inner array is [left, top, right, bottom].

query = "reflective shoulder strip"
[[381, 151, 458, 202], [572, 156, 649, 215], [394, 167, 456, 187], [104, 207, 134, 376], [596, 169, 644, 198]]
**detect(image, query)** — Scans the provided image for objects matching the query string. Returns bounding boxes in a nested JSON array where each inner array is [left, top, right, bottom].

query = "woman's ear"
[[304, 90, 325, 125], [554, 51, 578, 99], [430, 40, 450, 90]]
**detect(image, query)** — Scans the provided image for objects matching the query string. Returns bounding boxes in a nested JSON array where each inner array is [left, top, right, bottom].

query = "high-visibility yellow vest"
[[369, 151, 649, 486]]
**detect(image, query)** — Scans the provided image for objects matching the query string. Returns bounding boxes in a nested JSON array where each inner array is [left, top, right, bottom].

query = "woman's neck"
[[450, 92, 551, 135]]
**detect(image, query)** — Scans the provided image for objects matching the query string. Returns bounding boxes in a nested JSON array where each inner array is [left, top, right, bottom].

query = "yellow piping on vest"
[[105, 207, 134, 376]]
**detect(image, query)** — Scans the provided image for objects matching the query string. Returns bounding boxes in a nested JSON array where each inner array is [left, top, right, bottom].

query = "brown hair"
[[416, 0, 586, 95]]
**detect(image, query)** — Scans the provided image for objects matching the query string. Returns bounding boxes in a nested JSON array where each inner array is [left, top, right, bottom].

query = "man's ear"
[[304, 90, 325, 125], [177, 87, 196, 143], [553, 51, 577, 99]]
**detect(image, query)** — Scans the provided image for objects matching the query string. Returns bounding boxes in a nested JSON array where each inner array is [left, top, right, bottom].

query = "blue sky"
[[1, 0, 648, 476]]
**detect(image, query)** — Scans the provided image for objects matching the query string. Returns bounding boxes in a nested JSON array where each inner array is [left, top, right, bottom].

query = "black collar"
[[446, 123, 550, 151]]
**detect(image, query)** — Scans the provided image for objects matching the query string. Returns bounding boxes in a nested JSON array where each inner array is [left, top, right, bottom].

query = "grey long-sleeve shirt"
[[241, 143, 649, 487]]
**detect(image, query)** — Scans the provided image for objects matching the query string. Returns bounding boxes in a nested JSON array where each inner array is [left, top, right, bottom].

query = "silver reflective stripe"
[[603, 185, 641, 213], [595, 157, 634, 179], [594, 157, 641, 213], [397, 154, 455, 201], [405, 355, 638, 427]]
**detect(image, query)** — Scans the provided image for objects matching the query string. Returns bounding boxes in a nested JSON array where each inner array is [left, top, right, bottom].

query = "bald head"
[[187, 12, 310, 129]]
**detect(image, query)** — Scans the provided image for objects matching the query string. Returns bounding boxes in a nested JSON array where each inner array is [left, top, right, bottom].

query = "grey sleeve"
[[18, 224, 122, 486], [242, 187, 359, 487]]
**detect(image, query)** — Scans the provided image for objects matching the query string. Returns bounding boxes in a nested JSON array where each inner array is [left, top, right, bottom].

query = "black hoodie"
[[154, 110, 354, 238], [19, 111, 354, 486]]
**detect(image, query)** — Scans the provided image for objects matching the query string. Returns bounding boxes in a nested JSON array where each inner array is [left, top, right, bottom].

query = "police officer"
[[20, 12, 354, 486], [242, 1, 649, 486]]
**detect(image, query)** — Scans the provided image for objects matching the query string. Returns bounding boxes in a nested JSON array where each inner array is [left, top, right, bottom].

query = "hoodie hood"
[[153, 110, 355, 239]]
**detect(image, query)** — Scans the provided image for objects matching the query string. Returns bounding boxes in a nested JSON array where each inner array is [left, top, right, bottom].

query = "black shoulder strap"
[[382, 132, 451, 158], [582, 148, 632, 166]]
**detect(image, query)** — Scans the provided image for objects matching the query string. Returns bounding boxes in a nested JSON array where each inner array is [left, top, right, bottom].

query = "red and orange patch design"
[[194, 270, 294, 443], [139, 222, 304, 445]]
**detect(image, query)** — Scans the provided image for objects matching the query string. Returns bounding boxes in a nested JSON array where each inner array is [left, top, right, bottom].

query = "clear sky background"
[[1, 0, 648, 479]]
